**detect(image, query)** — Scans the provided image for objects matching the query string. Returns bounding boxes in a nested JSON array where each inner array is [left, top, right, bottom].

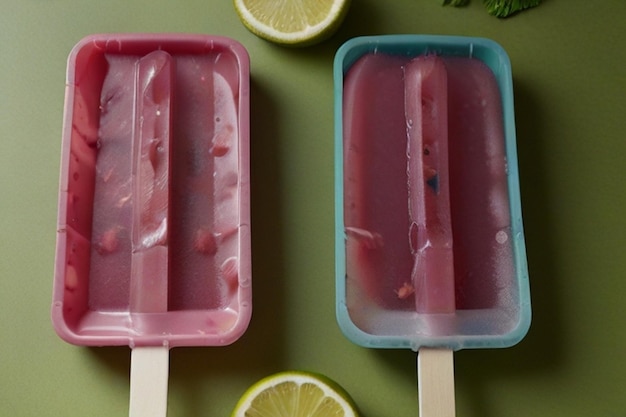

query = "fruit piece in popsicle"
[[129, 50, 174, 314], [404, 55, 455, 315]]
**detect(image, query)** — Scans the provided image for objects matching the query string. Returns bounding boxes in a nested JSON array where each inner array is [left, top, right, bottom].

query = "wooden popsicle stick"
[[130, 346, 170, 417], [417, 348, 456, 417]]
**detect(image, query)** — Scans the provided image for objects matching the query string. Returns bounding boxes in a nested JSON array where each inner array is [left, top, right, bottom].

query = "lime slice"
[[233, 0, 351, 46], [232, 371, 359, 417]]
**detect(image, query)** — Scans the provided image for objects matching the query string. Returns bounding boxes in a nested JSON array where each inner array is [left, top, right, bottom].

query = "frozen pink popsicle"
[[54, 36, 251, 344], [342, 51, 513, 417], [342, 52, 515, 335]]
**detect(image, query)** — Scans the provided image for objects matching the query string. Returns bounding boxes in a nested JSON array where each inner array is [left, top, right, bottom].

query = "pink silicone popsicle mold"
[[52, 34, 251, 349]]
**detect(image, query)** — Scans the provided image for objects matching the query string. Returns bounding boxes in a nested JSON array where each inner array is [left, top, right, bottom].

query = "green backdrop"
[[1, 1, 625, 416]]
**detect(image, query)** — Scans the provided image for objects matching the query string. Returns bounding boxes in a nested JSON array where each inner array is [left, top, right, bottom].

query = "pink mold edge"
[[51, 33, 252, 348]]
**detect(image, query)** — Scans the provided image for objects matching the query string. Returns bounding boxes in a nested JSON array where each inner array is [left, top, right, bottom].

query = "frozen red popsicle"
[[342, 52, 516, 335], [52, 34, 251, 417], [336, 35, 531, 417]]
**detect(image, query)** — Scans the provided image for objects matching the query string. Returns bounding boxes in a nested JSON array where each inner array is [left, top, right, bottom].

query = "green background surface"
[[1, 1, 625, 416]]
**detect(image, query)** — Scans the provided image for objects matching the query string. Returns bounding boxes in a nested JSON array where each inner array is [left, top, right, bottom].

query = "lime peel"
[[233, 0, 351, 46], [232, 370, 359, 417]]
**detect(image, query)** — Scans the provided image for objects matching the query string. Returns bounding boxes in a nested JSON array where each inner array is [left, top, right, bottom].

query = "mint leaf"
[[442, 0, 470, 6], [482, 0, 541, 17]]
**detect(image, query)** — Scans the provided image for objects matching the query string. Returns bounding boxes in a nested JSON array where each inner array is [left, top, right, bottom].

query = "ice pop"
[[335, 35, 531, 416], [52, 34, 251, 416]]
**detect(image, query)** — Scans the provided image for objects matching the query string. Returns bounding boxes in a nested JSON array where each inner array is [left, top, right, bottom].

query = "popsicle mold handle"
[[417, 348, 455, 417], [130, 346, 170, 417]]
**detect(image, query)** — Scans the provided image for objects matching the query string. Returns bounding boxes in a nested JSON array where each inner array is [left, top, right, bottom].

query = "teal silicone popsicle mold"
[[334, 35, 531, 351]]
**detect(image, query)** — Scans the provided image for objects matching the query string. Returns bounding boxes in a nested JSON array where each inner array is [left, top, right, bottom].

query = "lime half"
[[233, 0, 351, 46], [232, 371, 359, 417]]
